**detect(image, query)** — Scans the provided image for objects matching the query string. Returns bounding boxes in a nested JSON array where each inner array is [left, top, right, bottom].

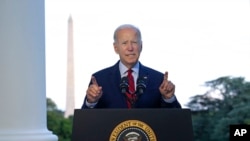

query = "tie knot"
[[127, 69, 133, 76]]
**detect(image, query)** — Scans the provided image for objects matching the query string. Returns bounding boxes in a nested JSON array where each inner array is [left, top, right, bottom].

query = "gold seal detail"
[[109, 120, 157, 141]]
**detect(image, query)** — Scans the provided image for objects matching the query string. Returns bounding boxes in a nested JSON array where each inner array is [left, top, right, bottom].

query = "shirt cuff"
[[85, 100, 98, 108], [163, 95, 176, 103]]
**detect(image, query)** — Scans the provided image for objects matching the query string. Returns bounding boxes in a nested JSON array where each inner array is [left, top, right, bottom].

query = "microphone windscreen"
[[120, 77, 129, 94]]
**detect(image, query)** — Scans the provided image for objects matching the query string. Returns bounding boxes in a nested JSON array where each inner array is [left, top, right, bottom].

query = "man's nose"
[[127, 42, 134, 50]]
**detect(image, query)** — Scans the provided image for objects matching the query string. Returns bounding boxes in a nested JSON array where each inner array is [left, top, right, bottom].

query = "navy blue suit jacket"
[[81, 61, 181, 109]]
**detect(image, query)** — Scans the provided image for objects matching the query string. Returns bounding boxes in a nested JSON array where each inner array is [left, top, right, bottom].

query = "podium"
[[71, 109, 194, 141]]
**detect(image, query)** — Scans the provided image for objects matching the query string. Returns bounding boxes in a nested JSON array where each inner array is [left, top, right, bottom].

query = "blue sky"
[[45, 0, 250, 110]]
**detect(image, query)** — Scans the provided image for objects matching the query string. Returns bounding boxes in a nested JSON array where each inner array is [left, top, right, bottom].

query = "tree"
[[187, 76, 250, 141], [47, 98, 73, 141]]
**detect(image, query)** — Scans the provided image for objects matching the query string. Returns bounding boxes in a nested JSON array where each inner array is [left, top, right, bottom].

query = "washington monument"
[[64, 15, 75, 118]]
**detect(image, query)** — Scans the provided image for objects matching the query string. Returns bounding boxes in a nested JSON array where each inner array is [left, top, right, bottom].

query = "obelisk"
[[64, 15, 75, 118]]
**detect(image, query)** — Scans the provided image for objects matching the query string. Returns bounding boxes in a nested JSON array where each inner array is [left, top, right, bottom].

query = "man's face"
[[113, 28, 142, 68]]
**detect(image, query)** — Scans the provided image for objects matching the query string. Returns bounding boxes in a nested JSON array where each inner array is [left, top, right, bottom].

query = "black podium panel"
[[72, 109, 194, 141]]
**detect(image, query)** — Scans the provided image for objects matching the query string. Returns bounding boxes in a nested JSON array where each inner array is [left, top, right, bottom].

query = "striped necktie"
[[126, 69, 135, 108]]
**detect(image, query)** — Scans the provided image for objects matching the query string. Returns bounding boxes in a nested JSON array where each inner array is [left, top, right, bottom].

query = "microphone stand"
[[120, 76, 147, 108], [128, 91, 137, 108]]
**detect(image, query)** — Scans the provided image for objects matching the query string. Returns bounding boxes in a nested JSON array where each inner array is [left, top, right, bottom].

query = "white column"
[[0, 0, 58, 141]]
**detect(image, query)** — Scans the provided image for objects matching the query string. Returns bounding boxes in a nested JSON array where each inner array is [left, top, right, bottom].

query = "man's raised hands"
[[159, 71, 175, 99], [86, 76, 103, 103]]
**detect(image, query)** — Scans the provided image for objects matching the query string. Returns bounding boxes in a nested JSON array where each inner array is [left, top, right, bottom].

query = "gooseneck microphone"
[[136, 76, 147, 95], [120, 76, 129, 94], [120, 76, 147, 108]]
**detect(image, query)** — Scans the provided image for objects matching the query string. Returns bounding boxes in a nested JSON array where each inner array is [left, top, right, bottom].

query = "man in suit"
[[81, 24, 181, 109]]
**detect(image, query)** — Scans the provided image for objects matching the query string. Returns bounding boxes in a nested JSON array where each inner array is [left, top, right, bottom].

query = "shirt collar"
[[119, 61, 139, 77]]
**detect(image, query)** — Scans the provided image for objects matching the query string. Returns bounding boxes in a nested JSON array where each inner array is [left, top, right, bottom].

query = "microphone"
[[136, 76, 147, 95], [120, 76, 129, 94]]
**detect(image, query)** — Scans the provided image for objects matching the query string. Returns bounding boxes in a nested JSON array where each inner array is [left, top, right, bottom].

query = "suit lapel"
[[110, 61, 121, 88], [110, 61, 128, 107], [138, 63, 149, 86]]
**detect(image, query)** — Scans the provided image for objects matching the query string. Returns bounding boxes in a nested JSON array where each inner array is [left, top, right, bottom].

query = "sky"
[[45, 0, 250, 111]]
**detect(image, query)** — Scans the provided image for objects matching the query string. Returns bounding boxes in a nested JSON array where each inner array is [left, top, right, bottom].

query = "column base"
[[0, 130, 58, 141]]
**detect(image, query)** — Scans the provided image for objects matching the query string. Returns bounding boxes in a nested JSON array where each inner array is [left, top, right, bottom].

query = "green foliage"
[[47, 98, 73, 141], [187, 76, 250, 141]]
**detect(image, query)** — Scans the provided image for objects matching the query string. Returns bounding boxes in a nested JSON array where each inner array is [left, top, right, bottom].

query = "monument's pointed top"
[[68, 14, 73, 22]]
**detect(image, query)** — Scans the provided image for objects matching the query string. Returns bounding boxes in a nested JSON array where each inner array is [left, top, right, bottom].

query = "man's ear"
[[113, 43, 119, 54], [140, 43, 143, 52]]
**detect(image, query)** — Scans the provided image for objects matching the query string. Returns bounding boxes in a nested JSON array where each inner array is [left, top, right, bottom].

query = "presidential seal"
[[109, 120, 157, 141]]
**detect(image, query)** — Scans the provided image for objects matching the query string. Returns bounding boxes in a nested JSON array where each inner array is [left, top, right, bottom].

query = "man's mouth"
[[126, 54, 135, 56]]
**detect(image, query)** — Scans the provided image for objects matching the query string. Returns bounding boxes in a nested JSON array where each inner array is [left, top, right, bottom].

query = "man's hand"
[[86, 76, 103, 103], [159, 71, 175, 99]]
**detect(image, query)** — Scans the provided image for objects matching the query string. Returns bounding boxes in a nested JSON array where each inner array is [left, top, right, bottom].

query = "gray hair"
[[113, 24, 142, 44]]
